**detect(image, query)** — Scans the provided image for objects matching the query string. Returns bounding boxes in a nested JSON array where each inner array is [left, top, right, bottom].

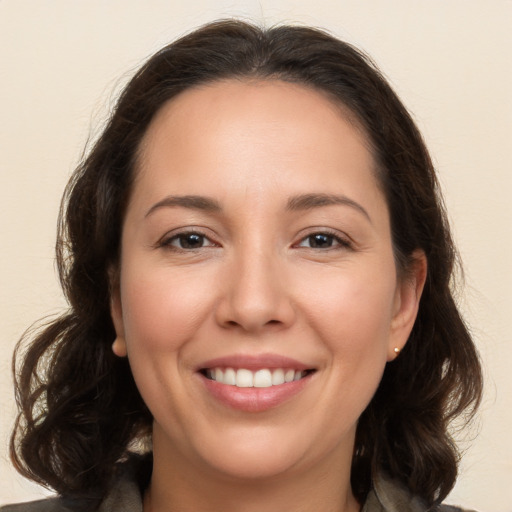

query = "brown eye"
[[162, 232, 216, 250], [297, 232, 351, 250], [306, 234, 335, 248], [176, 233, 205, 249]]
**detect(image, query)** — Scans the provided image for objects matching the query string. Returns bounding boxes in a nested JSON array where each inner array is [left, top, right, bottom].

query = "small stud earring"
[[394, 347, 401, 355]]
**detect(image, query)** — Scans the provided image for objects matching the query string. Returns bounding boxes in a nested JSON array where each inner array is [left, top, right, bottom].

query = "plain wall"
[[1, 1, 511, 509]]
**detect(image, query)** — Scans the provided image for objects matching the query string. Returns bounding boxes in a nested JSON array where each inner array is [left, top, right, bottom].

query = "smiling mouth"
[[200, 368, 315, 388]]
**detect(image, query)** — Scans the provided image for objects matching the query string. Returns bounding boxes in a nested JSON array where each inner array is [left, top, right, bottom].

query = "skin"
[[110, 80, 426, 512]]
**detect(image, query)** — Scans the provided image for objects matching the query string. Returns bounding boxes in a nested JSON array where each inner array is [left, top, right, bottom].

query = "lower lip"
[[200, 373, 312, 412]]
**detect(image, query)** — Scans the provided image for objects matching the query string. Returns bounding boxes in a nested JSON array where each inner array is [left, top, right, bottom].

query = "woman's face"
[[111, 80, 424, 482]]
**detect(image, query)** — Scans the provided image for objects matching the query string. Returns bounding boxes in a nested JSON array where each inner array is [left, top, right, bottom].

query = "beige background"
[[1, 0, 511, 509]]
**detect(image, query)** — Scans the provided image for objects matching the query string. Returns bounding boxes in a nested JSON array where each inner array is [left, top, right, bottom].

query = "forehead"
[[138, 79, 371, 167], [131, 79, 383, 214]]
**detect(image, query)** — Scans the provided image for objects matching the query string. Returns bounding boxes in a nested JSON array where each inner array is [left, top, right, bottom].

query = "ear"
[[109, 268, 127, 358], [387, 250, 427, 361]]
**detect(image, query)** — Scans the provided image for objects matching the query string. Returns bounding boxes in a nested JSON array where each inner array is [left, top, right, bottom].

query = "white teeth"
[[224, 367, 236, 385], [284, 369, 295, 383], [206, 367, 308, 387], [271, 368, 285, 385], [236, 369, 253, 387], [254, 369, 272, 388]]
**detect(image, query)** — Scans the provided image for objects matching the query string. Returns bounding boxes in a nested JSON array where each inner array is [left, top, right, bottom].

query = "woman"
[[3, 20, 482, 512]]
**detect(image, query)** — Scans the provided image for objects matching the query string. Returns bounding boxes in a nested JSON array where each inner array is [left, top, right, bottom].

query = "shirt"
[[0, 458, 476, 512]]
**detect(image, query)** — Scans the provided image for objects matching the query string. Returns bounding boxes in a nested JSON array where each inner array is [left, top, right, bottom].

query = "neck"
[[145, 436, 360, 512]]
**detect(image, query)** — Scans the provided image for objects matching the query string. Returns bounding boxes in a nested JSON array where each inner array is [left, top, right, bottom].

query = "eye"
[[161, 231, 217, 250], [297, 232, 351, 250]]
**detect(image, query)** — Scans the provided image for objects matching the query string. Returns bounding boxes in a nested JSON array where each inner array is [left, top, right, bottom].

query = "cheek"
[[317, 275, 395, 412], [116, 264, 218, 426], [298, 263, 397, 344], [294, 260, 397, 401], [119, 264, 217, 353]]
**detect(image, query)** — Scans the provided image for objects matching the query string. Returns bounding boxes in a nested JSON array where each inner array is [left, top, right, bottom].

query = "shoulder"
[[364, 472, 478, 512], [1, 454, 149, 512], [1, 477, 141, 512], [438, 507, 478, 512], [0, 499, 73, 512]]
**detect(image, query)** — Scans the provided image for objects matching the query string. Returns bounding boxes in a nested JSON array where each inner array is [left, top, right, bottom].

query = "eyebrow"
[[145, 195, 222, 217], [286, 193, 371, 223], [145, 192, 371, 223]]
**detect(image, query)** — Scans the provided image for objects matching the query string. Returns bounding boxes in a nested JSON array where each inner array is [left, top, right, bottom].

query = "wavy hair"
[[11, 20, 482, 507]]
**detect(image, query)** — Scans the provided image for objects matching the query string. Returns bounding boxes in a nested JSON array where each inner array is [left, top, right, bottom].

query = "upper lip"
[[198, 353, 313, 371]]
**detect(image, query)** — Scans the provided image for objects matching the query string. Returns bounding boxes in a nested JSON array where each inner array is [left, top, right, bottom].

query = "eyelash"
[[158, 229, 352, 252]]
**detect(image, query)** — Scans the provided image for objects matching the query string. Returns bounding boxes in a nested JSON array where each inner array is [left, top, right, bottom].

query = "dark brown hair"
[[11, 19, 482, 507]]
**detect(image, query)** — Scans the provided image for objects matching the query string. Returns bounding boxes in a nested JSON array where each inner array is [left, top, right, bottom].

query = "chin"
[[201, 448, 304, 482], [183, 425, 309, 481]]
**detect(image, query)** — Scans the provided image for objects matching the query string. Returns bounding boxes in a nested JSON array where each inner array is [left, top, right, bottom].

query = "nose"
[[214, 247, 296, 333]]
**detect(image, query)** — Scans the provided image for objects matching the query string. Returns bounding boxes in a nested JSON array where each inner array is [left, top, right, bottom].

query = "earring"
[[394, 347, 401, 356]]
